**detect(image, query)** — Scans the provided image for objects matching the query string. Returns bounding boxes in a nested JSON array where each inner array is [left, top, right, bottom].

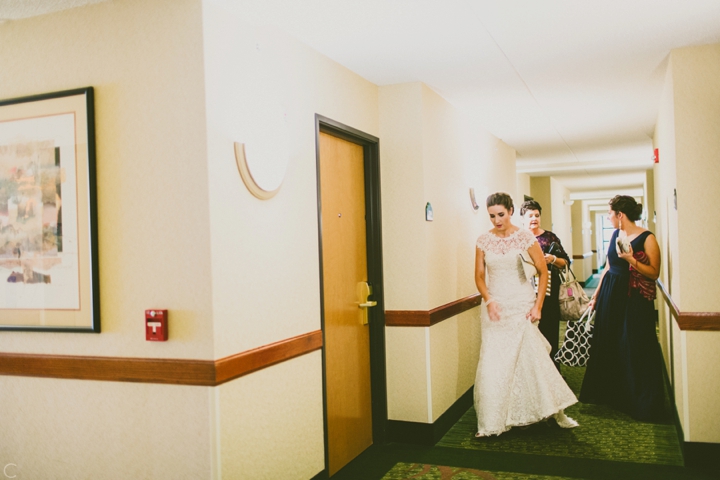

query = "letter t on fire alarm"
[[145, 310, 168, 341]]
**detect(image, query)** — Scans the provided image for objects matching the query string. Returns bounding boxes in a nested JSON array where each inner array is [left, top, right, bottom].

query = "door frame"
[[314, 114, 387, 474]]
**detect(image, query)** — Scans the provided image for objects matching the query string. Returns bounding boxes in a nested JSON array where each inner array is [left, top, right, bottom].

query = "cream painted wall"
[[656, 303, 672, 385], [420, 85, 485, 421], [528, 176, 573, 259], [570, 201, 591, 282], [671, 44, 720, 312], [479, 138, 519, 223], [216, 352, 324, 479], [202, 1, 378, 358], [530, 177, 552, 229], [590, 210, 599, 271], [0, 1, 216, 477], [429, 310, 481, 421], [380, 82, 513, 422], [0, 0, 213, 360], [379, 83, 429, 311], [421, 83, 485, 307], [583, 202, 592, 278], [670, 44, 720, 443], [685, 331, 720, 442], [654, 50, 685, 437], [0, 376, 212, 478], [550, 177, 572, 259], [645, 170, 656, 232], [1, 0, 381, 477], [672, 324, 687, 437], [653, 43, 720, 443], [477, 137, 518, 204], [653, 61, 679, 302], [201, 3, 383, 477], [517, 173, 531, 202], [386, 326, 431, 422]]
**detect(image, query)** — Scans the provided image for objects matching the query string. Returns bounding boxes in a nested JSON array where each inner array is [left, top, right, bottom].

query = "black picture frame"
[[0, 87, 99, 332]]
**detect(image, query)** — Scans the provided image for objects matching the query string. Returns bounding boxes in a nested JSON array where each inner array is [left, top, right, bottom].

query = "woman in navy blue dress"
[[580, 195, 665, 420]]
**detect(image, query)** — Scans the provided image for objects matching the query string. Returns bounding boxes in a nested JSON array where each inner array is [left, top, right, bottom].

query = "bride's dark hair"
[[486, 192, 514, 214]]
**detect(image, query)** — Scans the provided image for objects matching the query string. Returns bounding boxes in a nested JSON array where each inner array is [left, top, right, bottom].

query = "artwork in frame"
[[0, 87, 99, 332]]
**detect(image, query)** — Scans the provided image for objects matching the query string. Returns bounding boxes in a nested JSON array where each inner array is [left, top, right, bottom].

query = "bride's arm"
[[527, 241, 548, 321], [475, 246, 500, 321]]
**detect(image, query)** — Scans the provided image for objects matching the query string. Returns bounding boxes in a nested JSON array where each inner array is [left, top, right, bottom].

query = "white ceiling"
[[5, 0, 720, 199], [0, 0, 108, 21], [222, 0, 720, 198], [560, 172, 647, 197]]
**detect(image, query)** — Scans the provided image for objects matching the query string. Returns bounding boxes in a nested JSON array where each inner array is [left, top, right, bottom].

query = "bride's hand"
[[526, 305, 541, 323], [487, 302, 501, 321]]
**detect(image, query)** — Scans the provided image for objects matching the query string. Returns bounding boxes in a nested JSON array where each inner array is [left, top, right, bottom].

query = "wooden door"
[[319, 131, 373, 476]]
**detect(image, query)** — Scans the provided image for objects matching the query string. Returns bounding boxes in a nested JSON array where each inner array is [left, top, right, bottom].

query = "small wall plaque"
[[425, 202, 433, 221]]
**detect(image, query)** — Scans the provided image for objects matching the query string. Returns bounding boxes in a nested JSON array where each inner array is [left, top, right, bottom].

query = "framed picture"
[[0, 87, 99, 332]]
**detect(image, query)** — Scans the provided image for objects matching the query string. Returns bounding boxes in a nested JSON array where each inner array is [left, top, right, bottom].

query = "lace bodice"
[[476, 228, 537, 309], [476, 228, 536, 255]]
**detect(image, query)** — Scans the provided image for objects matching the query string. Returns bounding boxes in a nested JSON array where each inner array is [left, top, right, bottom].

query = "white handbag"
[[518, 251, 552, 295], [517, 251, 537, 284]]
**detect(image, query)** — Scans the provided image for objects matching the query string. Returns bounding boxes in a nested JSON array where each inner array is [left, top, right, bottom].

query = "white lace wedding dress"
[[474, 228, 577, 436]]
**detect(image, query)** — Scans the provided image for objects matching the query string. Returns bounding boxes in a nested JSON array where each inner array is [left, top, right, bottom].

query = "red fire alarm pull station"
[[654, 148, 659, 164], [145, 310, 168, 341]]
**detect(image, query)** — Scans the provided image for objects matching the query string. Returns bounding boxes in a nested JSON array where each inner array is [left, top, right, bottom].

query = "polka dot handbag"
[[554, 307, 595, 367]]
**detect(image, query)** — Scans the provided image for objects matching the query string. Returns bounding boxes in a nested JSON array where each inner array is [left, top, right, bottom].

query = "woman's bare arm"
[[527, 241, 547, 320], [475, 246, 501, 321]]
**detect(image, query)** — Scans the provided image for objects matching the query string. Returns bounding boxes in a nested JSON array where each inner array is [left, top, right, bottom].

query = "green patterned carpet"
[[382, 462, 581, 480], [436, 365, 683, 466]]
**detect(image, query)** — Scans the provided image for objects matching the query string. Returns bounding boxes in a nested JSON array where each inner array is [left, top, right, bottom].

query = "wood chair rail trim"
[[0, 330, 323, 386], [385, 293, 482, 327], [656, 280, 720, 331]]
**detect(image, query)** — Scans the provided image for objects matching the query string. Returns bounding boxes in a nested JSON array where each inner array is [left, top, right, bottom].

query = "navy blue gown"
[[579, 230, 666, 420]]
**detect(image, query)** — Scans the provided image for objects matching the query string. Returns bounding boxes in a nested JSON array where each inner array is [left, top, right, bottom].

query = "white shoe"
[[553, 411, 579, 429]]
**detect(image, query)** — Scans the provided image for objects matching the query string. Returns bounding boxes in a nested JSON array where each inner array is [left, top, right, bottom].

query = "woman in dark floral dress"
[[520, 200, 570, 368]]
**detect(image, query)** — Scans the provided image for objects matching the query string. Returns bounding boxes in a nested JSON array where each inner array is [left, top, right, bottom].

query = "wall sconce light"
[[563, 199, 575, 206], [470, 188, 480, 210], [234, 142, 284, 200], [233, 107, 290, 201]]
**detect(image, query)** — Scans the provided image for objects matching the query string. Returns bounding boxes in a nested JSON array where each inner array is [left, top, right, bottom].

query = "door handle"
[[357, 282, 376, 325]]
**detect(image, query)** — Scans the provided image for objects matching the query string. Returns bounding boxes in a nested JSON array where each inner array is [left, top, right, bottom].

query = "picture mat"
[[0, 92, 94, 328]]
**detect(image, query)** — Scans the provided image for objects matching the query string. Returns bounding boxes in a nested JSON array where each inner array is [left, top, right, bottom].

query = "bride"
[[473, 192, 578, 437]]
